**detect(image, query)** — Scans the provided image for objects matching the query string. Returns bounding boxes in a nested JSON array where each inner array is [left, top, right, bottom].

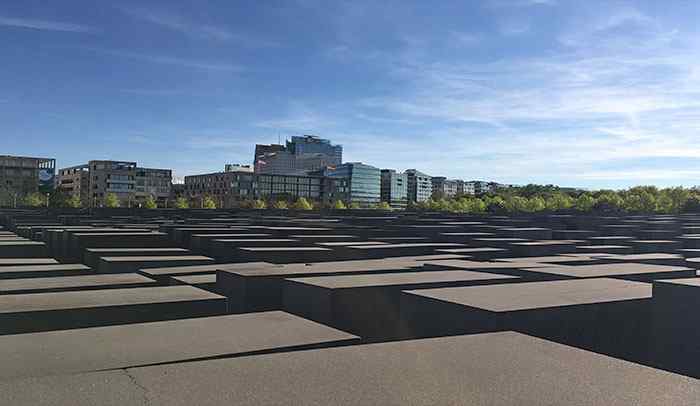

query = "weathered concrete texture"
[[236, 246, 335, 263], [1, 332, 697, 406], [598, 253, 687, 267], [67, 232, 170, 261], [97, 255, 215, 274], [437, 247, 510, 260], [218, 257, 461, 313], [190, 233, 270, 254], [347, 243, 465, 259], [0, 286, 226, 335], [0, 241, 48, 258], [0, 273, 157, 295], [0, 263, 92, 279], [0, 311, 357, 380], [210, 239, 303, 261], [84, 248, 191, 269], [629, 240, 683, 254], [283, 270, 518, 339], [400, 278, 653, 362], [501, 227, 553, 240], [0, 258, 58, 266], [508, 240, 579, 256], [576, 245, 634, 255], [588, 236, 636, 245], [528, 263, 695, 282], [140, 262, 274, 283], [652, 278, 700, 377]]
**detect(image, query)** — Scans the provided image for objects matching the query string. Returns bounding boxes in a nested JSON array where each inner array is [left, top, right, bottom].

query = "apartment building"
[[0, 155, 55, 206]]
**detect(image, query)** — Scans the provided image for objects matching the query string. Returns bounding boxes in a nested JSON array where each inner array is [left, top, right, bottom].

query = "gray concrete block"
[[0, 311, 357, 380], [0, 264, 91, 280], [2, 331, 697, 405], [400, 278, 653, 362], [284, 270, 518, 339], [0, 273, 156, 295], [0, 285, 227, 335], [97, 256, 215, 274]]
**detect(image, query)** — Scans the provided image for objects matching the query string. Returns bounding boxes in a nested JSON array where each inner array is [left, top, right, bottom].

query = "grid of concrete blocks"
[[0, 209, 699, 405]]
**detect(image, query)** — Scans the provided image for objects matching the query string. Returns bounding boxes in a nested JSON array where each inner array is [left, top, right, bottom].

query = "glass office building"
[[325, 162, 381, 207]]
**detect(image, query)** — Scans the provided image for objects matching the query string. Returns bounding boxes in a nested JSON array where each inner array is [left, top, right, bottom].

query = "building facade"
[[183, 171, 325, 208], [380, 169, 408, 209], [324, 162, 381, 208], [405, 169, 432, 204], [431, 177, 465, 199], [254, 135, 343, 175], [135, 167, 172, 205], [0, 156, 55, 206], [58, 160, 172, 207], [224, 164, 254, 173]]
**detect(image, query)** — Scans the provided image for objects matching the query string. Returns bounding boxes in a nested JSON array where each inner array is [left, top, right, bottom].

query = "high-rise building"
[[0, 155, 55, 206], [254, 135, 342, 175], [380, 169, 408, 209], [324, 162, 381, 208], [58, 160, 172, 207], [431, 177, 464, 199], [405, 169, 432, 203]]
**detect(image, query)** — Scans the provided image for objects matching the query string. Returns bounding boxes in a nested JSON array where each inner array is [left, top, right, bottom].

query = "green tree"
[[174, 197, 189, 209], [594, 191, 623, 212], [349, 202, 361, 209], [272, 200, 288, 210], [376, 201, 392, 210], [202, 196, 217, 209], [143, 195, 158, 209], [251, 199, 267, 209], [332, 200, 347, 210], [24, 192, 45, 207], [104, 193, 120, 208], [574, 194, 596, 212], [66, 194, 82, 208], [292, 197, 314, 211], [545, 193, 574, 211], [525, 196, 546, 212]]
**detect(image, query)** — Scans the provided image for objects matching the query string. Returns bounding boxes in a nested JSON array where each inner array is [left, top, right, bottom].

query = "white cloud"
[[0, 16, 93, 33], [85, 47, 243, 71], [118, 6, 278, 47]]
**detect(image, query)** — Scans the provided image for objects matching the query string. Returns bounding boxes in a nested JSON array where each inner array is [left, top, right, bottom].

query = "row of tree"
[[11, 185, 700, 215], [415, 186, 700, 214]]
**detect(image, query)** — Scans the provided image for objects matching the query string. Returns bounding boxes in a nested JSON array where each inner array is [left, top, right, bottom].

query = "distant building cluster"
[[3, 135, 509, 208]]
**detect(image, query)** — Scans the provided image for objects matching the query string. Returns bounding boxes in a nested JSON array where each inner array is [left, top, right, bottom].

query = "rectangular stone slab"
[[97, 255, 215, 274], [0, 285, 226, 335], [1, 332, 697, 405], [284, 270, 518, 339], [84, 248, 190, 269], [0, 258, 58, 266], [141, 262, 274, 283], [400, 278, 653, 362], [219, 259, 442, 313], [0, 273, 157, 295], [651, 278, 700, 377], [0, 241, 47, 258], [0, 311, 357, 381], [528, 263, 695, 282], [0, 264, 92, 279]]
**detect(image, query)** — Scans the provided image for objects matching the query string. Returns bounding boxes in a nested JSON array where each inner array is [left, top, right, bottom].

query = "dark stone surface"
[[0, 286, 227, 335], [2, 332, 697, 405], [97, 255, 215, 274], [0, 273, 157, 295], [0, 311, 357, 380], [400, 278, 653, 363]]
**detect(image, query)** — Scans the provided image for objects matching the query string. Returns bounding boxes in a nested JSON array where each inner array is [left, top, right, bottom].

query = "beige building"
[[58, 160, 171, 207], [0, 155, 55, 207]]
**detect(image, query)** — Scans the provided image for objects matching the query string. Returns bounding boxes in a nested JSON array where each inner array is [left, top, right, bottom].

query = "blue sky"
[[1, 0, 699, 188]]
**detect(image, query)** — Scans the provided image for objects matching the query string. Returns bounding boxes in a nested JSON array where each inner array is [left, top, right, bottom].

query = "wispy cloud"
[[0, 15, 93, 33], [85, 48, 242, 71], [256, 104, 337, 132], [118, 5, 278, 47]]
